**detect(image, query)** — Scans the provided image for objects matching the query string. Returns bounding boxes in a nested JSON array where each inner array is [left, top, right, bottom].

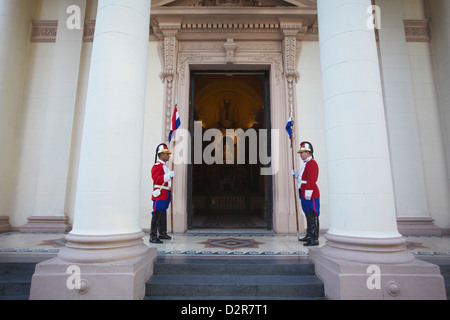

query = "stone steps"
[[0, 262, 36, 300], [145, 256, 325, 300], [0, 255, 448, 300], [419, 257, 450, 300]]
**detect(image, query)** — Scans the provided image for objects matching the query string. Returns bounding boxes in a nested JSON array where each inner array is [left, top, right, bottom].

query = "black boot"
[[150, 235, 163, 244], [303, 215, 319, 247], [158, 210, 171, 240], [299, 214, 312, 242], [150, 211, 163, 244]]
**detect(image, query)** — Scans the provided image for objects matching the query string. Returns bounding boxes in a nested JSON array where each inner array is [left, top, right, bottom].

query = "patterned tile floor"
[[1, 231, 450, 258]]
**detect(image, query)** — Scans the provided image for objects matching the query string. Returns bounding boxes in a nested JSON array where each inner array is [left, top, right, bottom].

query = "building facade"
[[0, 0, 449, 299]]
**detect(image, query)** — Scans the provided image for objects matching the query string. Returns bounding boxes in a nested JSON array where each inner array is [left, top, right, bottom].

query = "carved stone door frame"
[[158, 21, 304, 233]]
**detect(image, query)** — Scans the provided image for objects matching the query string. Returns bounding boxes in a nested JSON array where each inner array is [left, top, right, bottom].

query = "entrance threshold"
[[156, 233, 312, 257], [186, 229, 275, 235]]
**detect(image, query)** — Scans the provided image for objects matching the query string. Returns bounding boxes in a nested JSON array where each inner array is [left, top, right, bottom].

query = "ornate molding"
[[157, 0, 314, 8], [180, 22, 280, 33], [280, 20, 302, 79], [280, 19, 301, 111], [177, 0, 278, 6], [83, 20, 95, 42], [30, 20, 94, 42], [224, 38, 237, 63], [158, 21, 181, 142], [177, 52, 214, 85], [404, 19, 431, 42], [31, 19, 432, 43], [177, 40, 282, 85], [30, 20, 58, 42], [161, 35, 178, 80], [304, 21, 318, 41]]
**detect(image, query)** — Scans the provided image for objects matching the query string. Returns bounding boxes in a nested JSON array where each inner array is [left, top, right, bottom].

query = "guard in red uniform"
[[292, 141, 320, 246], [150, 143, 174, 243]]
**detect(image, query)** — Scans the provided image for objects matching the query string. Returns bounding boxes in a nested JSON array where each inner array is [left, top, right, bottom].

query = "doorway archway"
[[187, 71, 273, 229]]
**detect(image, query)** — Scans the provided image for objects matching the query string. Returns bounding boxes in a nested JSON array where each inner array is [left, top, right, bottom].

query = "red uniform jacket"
[[151, 160, 171, 201], [300, 158, 320, 199]]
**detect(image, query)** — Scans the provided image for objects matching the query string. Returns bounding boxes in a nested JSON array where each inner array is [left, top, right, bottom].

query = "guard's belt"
[[154, 185, 170, 190]]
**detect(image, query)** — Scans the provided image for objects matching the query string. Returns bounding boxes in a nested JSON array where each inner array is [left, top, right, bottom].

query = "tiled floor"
[[1, 231, 450, 259]]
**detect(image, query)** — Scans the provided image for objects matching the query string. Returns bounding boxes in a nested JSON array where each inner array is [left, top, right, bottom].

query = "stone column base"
[[310, 234, 447, 300], [30, 247, 156, 300], [397, 217, 442, 236], [19, 216, 72, 233], [0, 216, 11, 233], [30, 231, 157, 299]]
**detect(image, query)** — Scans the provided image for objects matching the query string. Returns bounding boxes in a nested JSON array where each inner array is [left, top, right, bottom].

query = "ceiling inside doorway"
[[194, 73, 265, 130]]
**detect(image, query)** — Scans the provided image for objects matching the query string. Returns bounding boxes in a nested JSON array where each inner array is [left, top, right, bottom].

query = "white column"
[[0, 0, 33, 229], [318, 0, 400, 240], [20, 0, 86, 233], [376, 0, 440, 235], [70, 0, 150, 237], [310, 0, 446, 300], [30, 0, 155, 300]]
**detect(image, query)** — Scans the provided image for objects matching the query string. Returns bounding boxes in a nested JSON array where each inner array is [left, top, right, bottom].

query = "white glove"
[[291, 170, 299, 179], [305, 190, 313, 200], [164, 171, 175, 182]]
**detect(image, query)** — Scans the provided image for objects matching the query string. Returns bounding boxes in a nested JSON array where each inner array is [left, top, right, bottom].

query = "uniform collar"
[[157, 159, 167, 165], [303, 156, 312, 163]]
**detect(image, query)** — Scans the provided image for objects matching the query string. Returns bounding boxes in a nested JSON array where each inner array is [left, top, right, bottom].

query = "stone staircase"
[[0, 256, 448, 300], [419, 257, 450, 300], [0, 262, 37, 300], [145, 256, 325, 300]]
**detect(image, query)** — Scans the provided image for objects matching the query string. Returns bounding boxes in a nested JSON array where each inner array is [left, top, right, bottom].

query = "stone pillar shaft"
[[71, 0, 150, 236], [30, 0, 156, 300], [311, 0, 446, 300], [319, 0, 400, 239]]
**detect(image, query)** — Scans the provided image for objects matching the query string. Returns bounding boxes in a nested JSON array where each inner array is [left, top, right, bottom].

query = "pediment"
[[152, 0, 317, 8]]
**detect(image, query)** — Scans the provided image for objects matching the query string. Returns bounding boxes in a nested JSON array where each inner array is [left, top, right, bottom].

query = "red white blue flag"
[[285, 116, 293, 148], [168, 104, 181, 143]]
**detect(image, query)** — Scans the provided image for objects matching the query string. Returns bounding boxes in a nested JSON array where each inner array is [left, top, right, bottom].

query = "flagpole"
[[169, 96, 177, 244], [289, 105, 301, 239], [170, 131, 175, 244]]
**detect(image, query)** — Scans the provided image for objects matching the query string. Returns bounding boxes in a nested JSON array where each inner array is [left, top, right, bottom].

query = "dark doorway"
[[187, 71, 273, 229]]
